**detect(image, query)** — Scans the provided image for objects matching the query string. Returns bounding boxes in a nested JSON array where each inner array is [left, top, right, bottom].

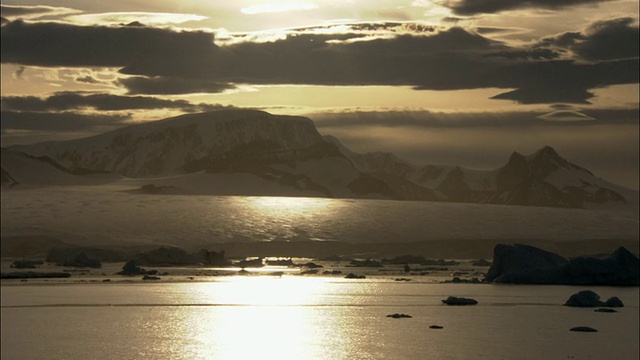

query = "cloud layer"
[[2, 17, 637, 104], [441, 0, 613, 16]]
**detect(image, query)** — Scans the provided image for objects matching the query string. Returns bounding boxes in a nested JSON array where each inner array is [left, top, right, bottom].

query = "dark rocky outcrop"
[[563, 247, 640, 286], [10, 259, 44, 269], [62, 252, 102, 268], [296, 262, 323, 269], [386, 313, 412, 318], [441, 296, 478, 305], [570, 326, 598, 332], [564, 290, 601, 307], [345, 273, 366, 279], [485, 244, 568, 283], [117, 260, 149, 275], [429, 325, 444, 329], [235, 257, 264, 267], [1, 271, 71, 279], [322, 270, 342, 275], [266, 258, 294, 266], [349, 259, 383, 267], [603, 296, 624, 307], [486, 244, 639, 286], [564, 290, 624, 308]]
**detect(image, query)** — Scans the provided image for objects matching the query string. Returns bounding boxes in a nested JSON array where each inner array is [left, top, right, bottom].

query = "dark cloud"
[[441, 0, 611, 16], [120, 76, 235, 95], [1, 19, 219, 70], [0, 110, 129, 132], [491, 87, 594, 104], [489, 58, 639, 104], [538, 17, 640, 61], [1, 93, 227, 112], [1, 19, 637, 104], [311, 108, 638, 129]]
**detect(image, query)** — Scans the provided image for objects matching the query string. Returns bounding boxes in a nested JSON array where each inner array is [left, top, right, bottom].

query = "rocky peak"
[[528, 145, 581, 177], [534, 145, 561, 159]]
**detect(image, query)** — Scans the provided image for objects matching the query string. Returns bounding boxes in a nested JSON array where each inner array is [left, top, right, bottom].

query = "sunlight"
[[241, 2, 319, 15], [178, 277, 341, 359], [247, 196, 334, 216], [202, 276, 329, 305]]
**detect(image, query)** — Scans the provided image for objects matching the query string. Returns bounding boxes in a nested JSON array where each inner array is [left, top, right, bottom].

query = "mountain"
[[1, 148, 121, 188], [5, 109, 637, 209]]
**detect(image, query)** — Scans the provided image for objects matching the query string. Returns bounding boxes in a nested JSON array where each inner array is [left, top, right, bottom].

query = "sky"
[[1, 0, 638, 188]]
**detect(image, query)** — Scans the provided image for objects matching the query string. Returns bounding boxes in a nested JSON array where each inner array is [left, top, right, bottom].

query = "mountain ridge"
[[5, 109, 637, 209]]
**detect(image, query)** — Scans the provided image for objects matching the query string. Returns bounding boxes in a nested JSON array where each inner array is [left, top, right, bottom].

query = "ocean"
[[2, 190, 638, 359], [1, 278, 638, 359]]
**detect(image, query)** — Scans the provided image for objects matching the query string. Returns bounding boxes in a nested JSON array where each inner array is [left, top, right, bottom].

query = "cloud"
[[66, 12, 208, 26], [0, 110, 129, 132], [489, 58, 639, 104], [1, 20, 219, 69], [0, 92, 228, 112], [537, 17, 640, 61], [0, 4, 79, 20], [75, 75, 102, 84], [440, 0, 612, 16], [536, 110, 596, 121], [1, 18, 638, 104], [120, 76, 236, 95], [310, 108, 637, 129]]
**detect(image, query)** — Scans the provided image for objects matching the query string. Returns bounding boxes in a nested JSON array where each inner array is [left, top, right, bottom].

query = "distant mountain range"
[[3, 109, 637, 209]]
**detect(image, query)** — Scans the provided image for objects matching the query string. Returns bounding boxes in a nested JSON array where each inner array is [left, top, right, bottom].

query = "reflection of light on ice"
[[179, 277, 339, 360]]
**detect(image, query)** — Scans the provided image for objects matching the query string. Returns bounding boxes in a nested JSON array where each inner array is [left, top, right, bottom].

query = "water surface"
[[2, 279, 638, 359]]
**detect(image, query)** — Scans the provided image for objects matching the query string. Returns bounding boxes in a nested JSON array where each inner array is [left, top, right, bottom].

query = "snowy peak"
[[337, 144, 634, 208], [500, 146, 593, 186], [527, 145, 592, 177], [6, 111, 635, 209], [11, 110, 325, 178], [494, 146, 631, 207]]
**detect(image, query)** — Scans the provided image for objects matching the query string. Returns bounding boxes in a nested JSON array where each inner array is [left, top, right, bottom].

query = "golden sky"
[[1, 0, 638, 187]]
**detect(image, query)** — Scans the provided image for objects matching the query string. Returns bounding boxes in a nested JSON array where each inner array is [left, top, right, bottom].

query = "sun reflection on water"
[[247, 196, 335, 216], [178, 277, 346, 359]]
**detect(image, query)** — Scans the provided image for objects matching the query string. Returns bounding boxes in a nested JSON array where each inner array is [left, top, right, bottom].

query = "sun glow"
[[248, 196, 334, 215], [241, 2, 319, 15], [177, 277, 343, 359]]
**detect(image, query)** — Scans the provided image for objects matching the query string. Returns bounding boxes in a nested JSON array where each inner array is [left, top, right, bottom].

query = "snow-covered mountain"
[[1, 148, 121, 188], [5, 109, 637, 209], [337, 141, 637, 209], [9, 110, 324, 178]]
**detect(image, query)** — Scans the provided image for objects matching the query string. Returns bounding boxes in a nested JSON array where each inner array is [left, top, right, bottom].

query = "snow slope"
[[7, 109, 637, 209], [10, 110, 324, 178], [1, 149, 121, 188]]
